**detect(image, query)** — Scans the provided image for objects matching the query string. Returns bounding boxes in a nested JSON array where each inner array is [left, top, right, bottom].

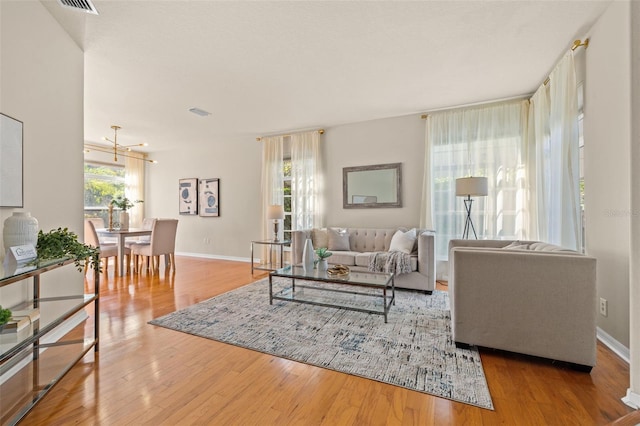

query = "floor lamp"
[[455, 177, 488, 239]]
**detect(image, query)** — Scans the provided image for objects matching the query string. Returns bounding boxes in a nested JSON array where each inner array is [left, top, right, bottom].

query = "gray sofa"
[[448, 239, 597, 370], [291, 227, 436, 293]]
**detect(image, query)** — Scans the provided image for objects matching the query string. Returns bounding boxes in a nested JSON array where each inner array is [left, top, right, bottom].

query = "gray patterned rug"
[[149, 278, 494, 410]]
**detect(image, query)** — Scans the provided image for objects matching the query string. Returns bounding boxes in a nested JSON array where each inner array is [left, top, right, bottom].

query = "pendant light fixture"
[[84, 125, 157, 164]]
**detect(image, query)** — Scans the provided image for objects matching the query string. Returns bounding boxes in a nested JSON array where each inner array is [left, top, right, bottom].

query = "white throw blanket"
[[368, 251, 413, 275]]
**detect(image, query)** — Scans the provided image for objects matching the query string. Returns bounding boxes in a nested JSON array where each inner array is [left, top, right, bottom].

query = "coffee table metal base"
[[269, 270, 395, 323]]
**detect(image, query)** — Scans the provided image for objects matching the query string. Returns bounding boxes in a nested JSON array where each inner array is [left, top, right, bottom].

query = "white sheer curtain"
[[529, 52, 581, 250], [419, 116, 434, 230], [427, 100, 530, 261], [261, 136, 284, 249], [125, 152, 145, 228], [290, 131, 323, 231]]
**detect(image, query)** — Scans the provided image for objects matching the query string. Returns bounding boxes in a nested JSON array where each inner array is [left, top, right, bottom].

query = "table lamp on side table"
[[267, 205, 285, 242]]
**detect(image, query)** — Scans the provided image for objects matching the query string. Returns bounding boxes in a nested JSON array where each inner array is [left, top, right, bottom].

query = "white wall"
[[146, 136, 263, 260], [584, 0, 631, 347], [0, 1, 84, 304], [146, 114, 425, 262], [628, 0, 640, 404], [324, 114, 425, 228]]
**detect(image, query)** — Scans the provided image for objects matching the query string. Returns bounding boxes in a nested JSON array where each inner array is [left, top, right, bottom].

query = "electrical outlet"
[[599, 298, 608, 317]]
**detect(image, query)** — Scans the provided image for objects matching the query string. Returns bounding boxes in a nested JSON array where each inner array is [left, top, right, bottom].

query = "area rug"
[[149, 278, 494, 410]]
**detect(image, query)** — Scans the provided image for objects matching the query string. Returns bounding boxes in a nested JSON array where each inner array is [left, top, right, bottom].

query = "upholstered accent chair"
[[130, 219, 178, 274], [448, 239, 597, 371]]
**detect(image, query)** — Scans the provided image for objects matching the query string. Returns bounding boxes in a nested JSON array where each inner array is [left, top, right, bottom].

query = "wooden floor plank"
[[8, 256, 634, 425]]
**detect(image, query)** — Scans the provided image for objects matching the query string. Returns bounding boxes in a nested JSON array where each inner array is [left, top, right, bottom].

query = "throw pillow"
[[327, 228, 350, 251], [311, 228, 328, 249], [388, 229, 417, 254]]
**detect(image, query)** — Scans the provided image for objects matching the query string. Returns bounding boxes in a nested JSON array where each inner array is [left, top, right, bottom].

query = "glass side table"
[[251, 239, 291, 274]]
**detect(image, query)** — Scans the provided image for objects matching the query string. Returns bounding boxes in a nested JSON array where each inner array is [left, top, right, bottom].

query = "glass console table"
[[0, 257, 99, 426], [251, 239, 290, 274]]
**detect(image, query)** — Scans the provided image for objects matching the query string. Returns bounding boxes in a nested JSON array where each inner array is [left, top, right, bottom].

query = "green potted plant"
[[110, 196, 142, 230], [315, 247, 333, 271], [0, 306, 11, 331], [36, 227, 101, 272]]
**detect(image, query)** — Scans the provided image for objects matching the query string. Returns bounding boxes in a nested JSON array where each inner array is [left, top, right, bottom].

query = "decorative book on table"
[[0, 308, 39, 333]]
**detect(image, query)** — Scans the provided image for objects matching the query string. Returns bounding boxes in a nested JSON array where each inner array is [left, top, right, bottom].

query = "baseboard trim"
[[596, 326, 630, 364], [0, 310, 88, 385], [176, 252, 252, 263], [623, 388, 640, 409]]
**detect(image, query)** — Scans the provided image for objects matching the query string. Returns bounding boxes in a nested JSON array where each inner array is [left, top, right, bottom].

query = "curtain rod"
[[542, 38, 589, 86], [420, 37, 590, 119], [256, 128, 324, 142], [420, 94, 531, 119]]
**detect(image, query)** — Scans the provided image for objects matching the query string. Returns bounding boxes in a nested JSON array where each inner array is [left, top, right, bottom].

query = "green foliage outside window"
[[84, 164, 125, 207]]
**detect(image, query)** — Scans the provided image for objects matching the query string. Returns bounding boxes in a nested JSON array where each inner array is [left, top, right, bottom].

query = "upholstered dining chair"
[[124, 217, 156, 248], [85, 217, 117, 244], [130, 219, 178, 274], [84, 219, 131, 274]]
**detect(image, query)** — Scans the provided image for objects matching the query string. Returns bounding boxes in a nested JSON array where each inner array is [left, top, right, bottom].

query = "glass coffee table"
[[269, 265, 395, 323]]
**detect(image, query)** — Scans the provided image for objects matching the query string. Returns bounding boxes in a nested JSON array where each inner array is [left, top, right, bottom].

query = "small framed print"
[[199, 178, 219, 217], [179, 178, 198, 215]]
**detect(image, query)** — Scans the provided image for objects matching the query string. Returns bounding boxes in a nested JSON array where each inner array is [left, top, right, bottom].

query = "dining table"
[[95, 227, 152, 276]]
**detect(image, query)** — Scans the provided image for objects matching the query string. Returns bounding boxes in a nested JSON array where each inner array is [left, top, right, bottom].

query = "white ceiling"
[[42, 0, 611, 153]]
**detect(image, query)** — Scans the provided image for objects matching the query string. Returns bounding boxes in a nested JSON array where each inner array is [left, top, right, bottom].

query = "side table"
[[251, 239, 290, 274]]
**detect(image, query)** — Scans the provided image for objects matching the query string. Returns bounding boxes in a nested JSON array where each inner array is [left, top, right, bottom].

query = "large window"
[[283, 158, 292, 241], [430, 101, 528, 261], [84, 162, 125, 223]]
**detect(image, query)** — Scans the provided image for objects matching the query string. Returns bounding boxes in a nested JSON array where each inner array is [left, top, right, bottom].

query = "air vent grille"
[[57, 0, 99, 15]]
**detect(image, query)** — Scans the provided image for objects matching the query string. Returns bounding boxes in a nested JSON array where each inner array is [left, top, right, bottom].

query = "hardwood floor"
[[15, 256, 634, 425]]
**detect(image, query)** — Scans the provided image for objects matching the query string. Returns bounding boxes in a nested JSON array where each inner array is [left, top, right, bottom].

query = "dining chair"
[[124, 218, 156, 247], [84, 219, 131, 274], [130, 219, 178, 274], [85, 217, 117, 244]]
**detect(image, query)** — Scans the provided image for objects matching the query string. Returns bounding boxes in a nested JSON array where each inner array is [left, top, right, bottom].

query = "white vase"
[[3, 212, 39, 249], [302, 238, 314, 271], [317, 259, 328, 271], [119, 211, 130, 230]]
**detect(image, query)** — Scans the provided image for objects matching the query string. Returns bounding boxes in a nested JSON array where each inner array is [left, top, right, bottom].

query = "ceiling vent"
[[188, 107, 211, 117], [57, 0, 99, 15]]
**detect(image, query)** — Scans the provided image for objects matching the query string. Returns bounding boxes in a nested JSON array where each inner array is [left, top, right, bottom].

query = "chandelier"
[[84, 125, 157, 164]]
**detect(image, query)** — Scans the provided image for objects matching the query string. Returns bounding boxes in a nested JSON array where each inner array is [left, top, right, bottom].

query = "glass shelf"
[[0, 256, 99, 426], [0, 294, 98, 363]]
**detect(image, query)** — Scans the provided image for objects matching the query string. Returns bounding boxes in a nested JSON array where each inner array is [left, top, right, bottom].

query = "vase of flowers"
[[315, 247, 333, 271], [110, 196, 142, 230]]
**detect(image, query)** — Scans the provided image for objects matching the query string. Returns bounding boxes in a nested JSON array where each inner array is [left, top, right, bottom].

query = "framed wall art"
[[0, 113, 24, 207], [179, 178, 198, 215], [198, 178, 219, 217]]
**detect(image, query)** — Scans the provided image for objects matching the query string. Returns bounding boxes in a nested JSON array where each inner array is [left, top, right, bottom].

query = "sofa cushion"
[[311, 228, 328, 249], [328, 228, 350, 251], [329, 251, 358, 266], [529, 242, 576, 252], [355, 252, 373, 267], [389, 229, 417, 254], [348, 228, 396, 252]]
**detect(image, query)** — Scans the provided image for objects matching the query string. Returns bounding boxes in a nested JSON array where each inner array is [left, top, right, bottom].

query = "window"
[[283, 158, 292, 242], [430, 101, 528, 260], [578, 82, 585, 252], [84, 162, 125, 223]]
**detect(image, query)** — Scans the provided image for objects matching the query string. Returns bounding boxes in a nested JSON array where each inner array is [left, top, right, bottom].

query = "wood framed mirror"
[[343, 163, 402, 209]]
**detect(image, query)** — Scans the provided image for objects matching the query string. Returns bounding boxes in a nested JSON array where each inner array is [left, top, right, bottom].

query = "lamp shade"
[[455, 177, 488, 197], [267, 204, 285, 220]]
